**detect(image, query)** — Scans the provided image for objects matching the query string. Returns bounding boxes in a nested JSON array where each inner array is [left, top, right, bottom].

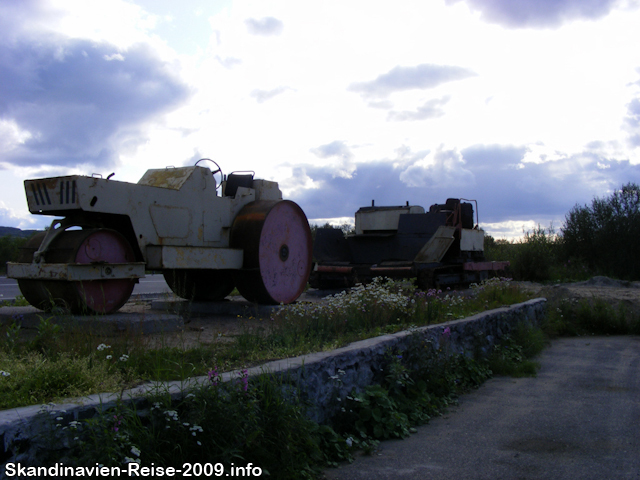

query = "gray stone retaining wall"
[[1, 298, 546, 472]]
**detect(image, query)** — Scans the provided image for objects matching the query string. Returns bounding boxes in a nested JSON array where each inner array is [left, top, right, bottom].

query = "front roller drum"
[[230, 200, 313, 304], [17, 229, 136, 315]]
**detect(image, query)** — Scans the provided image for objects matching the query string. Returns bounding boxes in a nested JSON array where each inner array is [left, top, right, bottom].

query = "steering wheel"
[[195, 158, 223, 190]]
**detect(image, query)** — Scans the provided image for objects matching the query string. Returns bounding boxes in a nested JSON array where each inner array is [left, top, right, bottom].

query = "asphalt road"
[[324, 336, 640, 480], [0, 273, 172, 301]]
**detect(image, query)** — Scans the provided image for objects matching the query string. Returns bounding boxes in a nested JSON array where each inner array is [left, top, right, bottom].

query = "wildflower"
[[164, 410, 179, 421], [97, 344, 110, 351], [208, 367, 219, 386], [119, 354, 129, 362], [113, 415, 122, 432], [130, 446, 141, 457], [0, 371, 10, 377], [443, 327, 451, 337], [239, 369, 249, 392], [106, 355, 113, 360], [346, 437, 353, 447]]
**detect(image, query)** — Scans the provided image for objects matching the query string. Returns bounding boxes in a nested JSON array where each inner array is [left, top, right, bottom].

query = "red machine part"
[[18, 229, 136, 314], [230, 200, 313, 304]]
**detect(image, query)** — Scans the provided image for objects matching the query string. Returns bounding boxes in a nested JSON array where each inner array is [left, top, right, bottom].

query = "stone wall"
[[1, 298, 546, 472]]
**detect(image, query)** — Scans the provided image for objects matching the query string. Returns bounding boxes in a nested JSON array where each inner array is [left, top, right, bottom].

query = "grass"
[[543, 296, 640, 337], [8, 276, 621, 476], [0, 277, 533, 410], [26, 314, 549, 477], [487, 322, 547, 377]]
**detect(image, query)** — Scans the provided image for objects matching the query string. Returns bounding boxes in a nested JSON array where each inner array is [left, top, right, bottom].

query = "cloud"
[[309, 140, 356, 178], [215, 56, 242, 68], [623, 97, 640, 147], [0, 37, 190, 170], [387, 96, 451, 121], [446, 0, 623, 29], [310, 140, 354, 161], [399, 146, 475, 188], [244, 17, 284, 36], [288, 143, 640, 235], [348, 64, 477, 99], [250, 86, 292, 103]]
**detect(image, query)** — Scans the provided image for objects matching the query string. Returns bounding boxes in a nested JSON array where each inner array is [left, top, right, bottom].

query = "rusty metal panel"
[[414, 225, 456, 263], [460, 228, 485, 252], [25, 177, 81, 212], [355, 205, 425, 234], [137, 167, 196, 190], [147, 245, 243, 269], [253, 179, 282, 201], [149, 205, 192, 239], [7, 262, 146, 281], [463, 261, 510, 271]]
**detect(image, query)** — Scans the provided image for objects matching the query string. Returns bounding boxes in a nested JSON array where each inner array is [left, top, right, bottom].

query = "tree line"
[[485, 182, 640, 282]]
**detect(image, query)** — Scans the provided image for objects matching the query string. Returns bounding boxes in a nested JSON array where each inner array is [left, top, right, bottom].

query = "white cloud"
[[399, 147, 475, 189], [349, 64, 477, 99], [244, 17, 284, 36]]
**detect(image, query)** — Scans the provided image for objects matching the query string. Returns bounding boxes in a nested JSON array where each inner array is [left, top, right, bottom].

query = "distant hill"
[[0, 226, 42, 238]]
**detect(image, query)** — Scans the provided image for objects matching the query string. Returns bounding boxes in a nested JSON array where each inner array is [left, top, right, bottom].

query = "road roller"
[[310, 198, 509, 289], [7, 160, 313, 314]]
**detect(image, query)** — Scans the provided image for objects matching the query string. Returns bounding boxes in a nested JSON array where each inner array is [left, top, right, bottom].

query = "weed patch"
[[545, 297, 640, 337], [0, 278, 534, 410]]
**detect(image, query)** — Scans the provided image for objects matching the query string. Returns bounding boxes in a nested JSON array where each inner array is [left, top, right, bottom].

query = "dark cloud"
[[250, 86, 292, 103], [0, 37, 190, 169], [348, 64, 477, 99], [244, 17, 284, 36], [290, 143, 640, 233], [387, 96, 450, 121], [310, 141, 354, 161], [446, 0, 621, 29]]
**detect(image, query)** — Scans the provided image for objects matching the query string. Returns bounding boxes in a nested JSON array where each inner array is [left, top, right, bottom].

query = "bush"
[[545, 297, 639, 337], [0, 234, 28, 274], [485, 225, 561, 282], [562, 183, 640, 280]]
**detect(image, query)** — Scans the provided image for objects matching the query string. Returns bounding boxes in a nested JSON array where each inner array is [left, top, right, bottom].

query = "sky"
[[1, 0, 640, 239]]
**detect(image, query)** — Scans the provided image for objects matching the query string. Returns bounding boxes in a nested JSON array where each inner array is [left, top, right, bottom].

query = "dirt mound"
[[573, 276, 640, 289], [516, 276, 640, 317]]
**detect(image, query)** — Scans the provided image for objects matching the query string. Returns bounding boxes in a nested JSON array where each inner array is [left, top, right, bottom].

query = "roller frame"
[[10, 164, 311, 311]]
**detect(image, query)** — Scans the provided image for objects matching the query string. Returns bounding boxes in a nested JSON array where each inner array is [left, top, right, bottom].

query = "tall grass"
[[1, 278, 532, 410], [544, 297, 640, 337]]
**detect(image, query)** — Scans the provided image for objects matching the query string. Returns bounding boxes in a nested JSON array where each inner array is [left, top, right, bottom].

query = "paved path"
[[324, 336, 640, 480]]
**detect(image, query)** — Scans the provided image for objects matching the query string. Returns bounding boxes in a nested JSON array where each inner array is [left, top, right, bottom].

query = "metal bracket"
[[33, 218, 76, 263]]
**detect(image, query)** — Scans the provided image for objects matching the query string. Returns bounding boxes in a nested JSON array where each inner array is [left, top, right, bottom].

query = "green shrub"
[[546, 297, 636, 337], [563, 183, 640, 280]]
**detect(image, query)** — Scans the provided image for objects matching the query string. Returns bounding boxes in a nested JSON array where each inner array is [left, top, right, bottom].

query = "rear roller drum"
[[18, 229, 136, 314], [163, 269, 235, 301], [230, 200, 313, 304]]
